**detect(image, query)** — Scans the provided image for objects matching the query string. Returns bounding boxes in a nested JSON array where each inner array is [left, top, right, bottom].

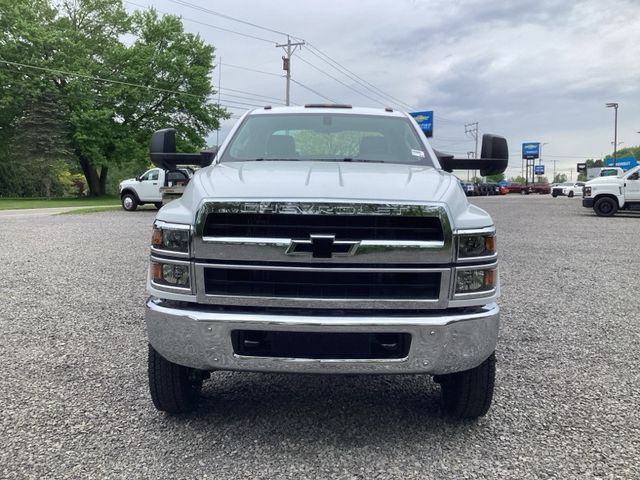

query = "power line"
[[124, 1, 277, 44], [164, 0, 417, 112], [290, 78, 337, 103], [168, 0, 290, 37], [0, 59, 255, 113], [304, 42, 416, 111], [215, 84, 284, 103], [218, 91, 284, 105], [296, 54, 383, 106], [0, 59, 205, 98], [222, 62, 283, 78]]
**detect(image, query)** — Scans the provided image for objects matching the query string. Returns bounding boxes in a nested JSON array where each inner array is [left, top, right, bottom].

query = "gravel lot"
[[1, 195, 639, 479]]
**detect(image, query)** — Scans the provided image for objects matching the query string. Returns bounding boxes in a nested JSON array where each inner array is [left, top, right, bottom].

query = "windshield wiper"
[[253, 158, 301, 161], [340, 158, 385, 163]]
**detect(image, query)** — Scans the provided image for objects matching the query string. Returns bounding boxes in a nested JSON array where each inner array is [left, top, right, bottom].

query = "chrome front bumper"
[[145, 299, 499, 375]]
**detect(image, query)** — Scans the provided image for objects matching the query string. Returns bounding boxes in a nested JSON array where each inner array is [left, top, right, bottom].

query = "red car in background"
[[506, 183, 550, 194]]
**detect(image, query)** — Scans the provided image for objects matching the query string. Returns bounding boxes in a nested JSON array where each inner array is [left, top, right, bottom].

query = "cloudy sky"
[[128, 0, 640, 179]]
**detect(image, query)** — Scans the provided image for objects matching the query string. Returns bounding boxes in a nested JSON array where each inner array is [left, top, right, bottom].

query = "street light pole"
[[606, 102, 619, 165]]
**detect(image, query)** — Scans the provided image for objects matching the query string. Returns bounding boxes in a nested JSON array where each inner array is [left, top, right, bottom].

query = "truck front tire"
[[594, 197, 617, 217], [437, 352, 496, 419], [121, 193, 138, 211], [148, 344, 203, 414], [568, 191, 574, 198]]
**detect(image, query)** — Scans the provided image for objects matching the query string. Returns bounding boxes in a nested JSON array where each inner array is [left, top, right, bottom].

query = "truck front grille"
[[203, 266, 441, 300], [203, 212, 443, 241]]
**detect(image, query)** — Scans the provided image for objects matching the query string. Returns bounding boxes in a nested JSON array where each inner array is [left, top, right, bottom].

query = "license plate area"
[[231, 330, 411, 360]]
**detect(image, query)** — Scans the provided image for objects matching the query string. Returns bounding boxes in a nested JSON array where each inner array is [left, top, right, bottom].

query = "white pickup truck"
[[119, 168, 191, 211], [583, 165, 640, 216], [144, 105, 509, 419]]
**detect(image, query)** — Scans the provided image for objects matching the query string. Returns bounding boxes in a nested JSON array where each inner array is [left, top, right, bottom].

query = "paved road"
[[1, 196, 638, 479]]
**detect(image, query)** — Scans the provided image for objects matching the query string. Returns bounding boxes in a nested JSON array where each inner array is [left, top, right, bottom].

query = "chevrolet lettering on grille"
[[285, 234, 360, 258]]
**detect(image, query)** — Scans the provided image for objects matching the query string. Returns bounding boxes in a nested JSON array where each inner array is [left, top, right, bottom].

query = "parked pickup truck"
[[119, 168, 192, 211], [552, 182, 584, 198], [145, 105, 508, 419], [583, 165, 640, 216]]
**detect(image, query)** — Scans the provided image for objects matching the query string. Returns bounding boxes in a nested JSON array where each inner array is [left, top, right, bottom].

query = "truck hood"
[[198, 161, 453, 203], [586, 176, 622, 186]]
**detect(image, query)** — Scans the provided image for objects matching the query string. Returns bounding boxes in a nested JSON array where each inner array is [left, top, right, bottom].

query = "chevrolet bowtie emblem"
[[286, 234, 360, 258]]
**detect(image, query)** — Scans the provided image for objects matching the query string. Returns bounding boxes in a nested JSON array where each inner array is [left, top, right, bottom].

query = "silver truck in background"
[[144, 105, 509, 419]]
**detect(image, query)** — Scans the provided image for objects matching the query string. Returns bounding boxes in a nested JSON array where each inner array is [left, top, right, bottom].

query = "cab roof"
[[247, 105, 409, 118]]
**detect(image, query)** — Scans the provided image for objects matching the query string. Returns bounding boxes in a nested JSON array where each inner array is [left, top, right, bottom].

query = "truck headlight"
[[455, 268, 497, 294], [150, 261, 191, 288], [458, 234, 495, 258], [583, 186, 591, 196], [151, 222, 190, 253]]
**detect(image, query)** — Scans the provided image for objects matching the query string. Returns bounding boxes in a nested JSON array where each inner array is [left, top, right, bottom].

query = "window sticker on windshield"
[[411, 149, 425, 158]]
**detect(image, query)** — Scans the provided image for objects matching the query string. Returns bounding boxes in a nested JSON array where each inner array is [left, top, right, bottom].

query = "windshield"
[[220, 113, 433, 166]]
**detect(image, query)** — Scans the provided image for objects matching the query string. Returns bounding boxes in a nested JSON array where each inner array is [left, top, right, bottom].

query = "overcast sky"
[[129, 0, 640, 179]]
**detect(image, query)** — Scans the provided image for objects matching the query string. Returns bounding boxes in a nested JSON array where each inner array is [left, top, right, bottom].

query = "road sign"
[[534, 164, 545, 175], [576, 163, 587, 173], [604, 156, 638, 171], [522, 142, 540, 159], [410, 111, 433, 137]]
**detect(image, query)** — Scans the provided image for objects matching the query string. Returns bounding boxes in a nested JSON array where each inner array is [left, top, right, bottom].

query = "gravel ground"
[[1, 195, 639, 479]]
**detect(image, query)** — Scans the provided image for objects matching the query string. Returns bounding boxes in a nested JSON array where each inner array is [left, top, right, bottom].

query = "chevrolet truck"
[[145, 105, 508, 419], [583, 164, 640, 216]]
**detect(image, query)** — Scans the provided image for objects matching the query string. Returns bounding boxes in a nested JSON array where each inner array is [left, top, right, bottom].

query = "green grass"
[[0, 196, 119, 210], [58, 206, 123, 215]]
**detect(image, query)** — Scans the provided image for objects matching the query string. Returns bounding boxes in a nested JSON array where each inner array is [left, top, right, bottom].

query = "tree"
[[10, 90, 72, 197], [0, 0, 228, 196], [507, 176, 526, 184], [485, 173, 505, 183], [553, 173, 567, 183]]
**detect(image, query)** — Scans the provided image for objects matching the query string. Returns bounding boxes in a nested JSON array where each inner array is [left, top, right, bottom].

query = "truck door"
[[137, 169, 162, 202], [623, 170, 640, 202]]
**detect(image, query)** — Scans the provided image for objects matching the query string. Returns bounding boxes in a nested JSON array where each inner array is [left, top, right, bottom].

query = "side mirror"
[[435, 134, 509, 176], [135, 176, 140, 182], [149, 127, 215, 170], [150, 128, 177, 155]]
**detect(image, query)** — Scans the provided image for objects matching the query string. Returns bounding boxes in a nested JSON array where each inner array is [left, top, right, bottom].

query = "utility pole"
[[606, 102, 618, 165], [276, 36, 305, 106], [216, 57, 222, 146], [552, 159, 558, 181], [465, 122, 479, 180]]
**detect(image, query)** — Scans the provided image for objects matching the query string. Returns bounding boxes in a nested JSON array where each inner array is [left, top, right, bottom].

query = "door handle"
[[153, 182, 158, 185]]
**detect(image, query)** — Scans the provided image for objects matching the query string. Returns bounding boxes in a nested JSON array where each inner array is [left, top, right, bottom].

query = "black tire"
[[121, 193, 138, 211], [568, 191, 574, 198], [148, 344, 203, 414], [154, 202, 164, 210], [594, 197, 618, 217], [552, 193, 558, 198], [438, 352, 496, 419]]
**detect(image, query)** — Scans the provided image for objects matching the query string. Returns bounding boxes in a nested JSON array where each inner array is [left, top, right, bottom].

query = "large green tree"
[[0, 0, 227, 196]]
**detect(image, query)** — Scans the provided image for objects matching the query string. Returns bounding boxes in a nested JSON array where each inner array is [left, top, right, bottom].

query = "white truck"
[[119, 168, 192, 211], [583, 165, 640, 216], [144, 105, 508, 419]]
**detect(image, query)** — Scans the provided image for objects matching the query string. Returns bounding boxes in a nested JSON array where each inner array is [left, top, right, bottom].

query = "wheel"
[[594, 197, 618, 217], [520, 190, 526, 195], [552, 193, 558, 198], [121, 193, 138, 211], [154, 202, 164, 210], [568, 191, 574, 198], [437, 352, 496, 419], [148, 344, 203, 414]]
